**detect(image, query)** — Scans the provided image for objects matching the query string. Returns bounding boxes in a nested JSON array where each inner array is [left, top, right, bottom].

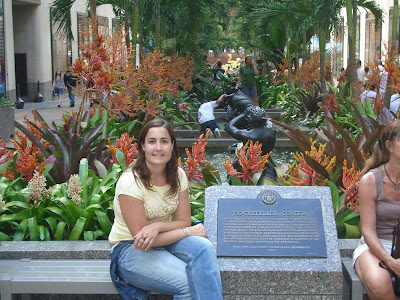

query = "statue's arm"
[[226, 112, 248, 140]]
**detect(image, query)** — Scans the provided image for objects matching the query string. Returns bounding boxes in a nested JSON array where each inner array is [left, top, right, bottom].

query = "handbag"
[[379, 217, 400, 296]]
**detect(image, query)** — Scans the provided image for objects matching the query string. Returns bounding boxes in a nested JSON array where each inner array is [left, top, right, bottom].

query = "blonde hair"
[[360, 120, 400, 178]]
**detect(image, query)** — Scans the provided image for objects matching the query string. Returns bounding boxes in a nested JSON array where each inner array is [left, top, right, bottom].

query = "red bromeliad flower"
[[281, 141, 336, 186], [16, 146, 45, 181], [340, 160, 360, 212], [322, 93, 340, 113], [178, 131, 210, 183], [223, 140, 271, 185], [177, 103, 189, 110], [107, 133, 138, 167], [0, 138, 11, 164]]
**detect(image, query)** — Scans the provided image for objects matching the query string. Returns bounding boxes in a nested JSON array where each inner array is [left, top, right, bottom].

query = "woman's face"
[[141, 127, 174, 168], [57, 70, 61, 75], [386, 136, 400, 161], [246, 57, 252, 65]]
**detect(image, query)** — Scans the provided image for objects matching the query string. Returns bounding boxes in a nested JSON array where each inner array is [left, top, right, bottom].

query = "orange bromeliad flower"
[[322, 93, 340, 113], [341, 160, 360, 212], [16, 146, 45, 181], [107, 133, 138, 167], [281, 140, 336, 186], [178, 131, 210, 183], [223, 140, 271, 185], [0, 138, 11, 164]]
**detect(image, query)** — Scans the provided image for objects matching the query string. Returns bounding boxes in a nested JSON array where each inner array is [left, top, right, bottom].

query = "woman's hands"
[[187, 223, 208, 238], [133, 222, 161, 251], [132, 223, 208, 251], [386, 257, 400, 276]]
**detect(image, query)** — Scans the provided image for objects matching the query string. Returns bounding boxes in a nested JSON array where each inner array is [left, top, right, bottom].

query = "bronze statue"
[[224, 91, 278, 181]]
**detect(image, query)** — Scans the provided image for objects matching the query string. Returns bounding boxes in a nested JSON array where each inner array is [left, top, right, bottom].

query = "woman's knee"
[[361, 272, 393, 299], [189, 236, 213, 250], [365, 277, 393, 299]]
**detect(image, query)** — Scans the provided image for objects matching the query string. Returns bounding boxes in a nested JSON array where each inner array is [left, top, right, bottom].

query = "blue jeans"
[[67, 86, 75, 105], [200, 119, 219, 133], [116, 236, 223, 300], [242, 84, 257, 99]]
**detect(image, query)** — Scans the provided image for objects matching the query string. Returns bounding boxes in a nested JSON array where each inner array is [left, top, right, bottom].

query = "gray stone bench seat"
[[0, 259, 118, 300]]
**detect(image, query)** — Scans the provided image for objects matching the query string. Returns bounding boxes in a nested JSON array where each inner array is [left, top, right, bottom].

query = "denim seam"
[[171, 243, 201, 300]]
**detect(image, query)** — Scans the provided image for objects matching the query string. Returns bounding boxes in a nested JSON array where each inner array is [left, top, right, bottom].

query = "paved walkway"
[[15, 94, 89, 124]]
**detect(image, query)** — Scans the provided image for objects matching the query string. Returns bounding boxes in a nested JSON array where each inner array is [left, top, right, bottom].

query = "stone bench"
[[0, 239, 362, 299], [0, 258, 169, 300], [342, 258, 366, 300]]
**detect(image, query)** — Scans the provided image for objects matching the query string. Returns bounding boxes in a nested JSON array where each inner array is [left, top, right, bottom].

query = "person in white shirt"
[[198, 94, 226, 138], [360, 84, 377, 105], [390, 91, 400, 119], [378, 62, 388, 95], [363, 66, 370, 83], [357, 60, 364, 83]]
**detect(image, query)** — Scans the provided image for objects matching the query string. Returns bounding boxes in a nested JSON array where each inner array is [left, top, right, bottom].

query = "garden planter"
[[0, 104, 15, 141]]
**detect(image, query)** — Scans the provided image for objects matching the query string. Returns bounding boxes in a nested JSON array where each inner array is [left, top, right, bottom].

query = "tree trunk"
[[303, 24, 307, 63], [155, 0, 161, 49], [319, 30, 326, 101], [89, 0, 97, 44], [124, 0, 130, 50], [131, 0, 139, 46], [383, 0, 398, 109], [393, 0, 399, 51], [287, 45, 294, 91], [346, 0, 360, 99]]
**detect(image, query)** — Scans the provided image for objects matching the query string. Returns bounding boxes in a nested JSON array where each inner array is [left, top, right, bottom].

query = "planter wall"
[[0, 105, 15, 141]]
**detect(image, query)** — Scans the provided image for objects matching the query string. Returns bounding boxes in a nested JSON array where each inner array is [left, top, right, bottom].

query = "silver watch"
[[183, 228, 189, 238]]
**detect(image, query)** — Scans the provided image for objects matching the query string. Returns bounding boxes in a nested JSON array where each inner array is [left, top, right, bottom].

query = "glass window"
[[98, 16, 109, 35], [78, 14, 110, 56], [365, 13, 382, 65], [77, 13, 91, 56]]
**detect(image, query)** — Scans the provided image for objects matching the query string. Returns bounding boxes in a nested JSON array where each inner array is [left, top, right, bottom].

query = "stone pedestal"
[[205, 186, 342, 299], [0, 105, 15, 141]]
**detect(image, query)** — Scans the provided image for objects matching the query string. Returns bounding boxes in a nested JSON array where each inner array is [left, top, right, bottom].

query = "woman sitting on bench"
[[354, 120, 400, 300], [108, 118, 223, 300]]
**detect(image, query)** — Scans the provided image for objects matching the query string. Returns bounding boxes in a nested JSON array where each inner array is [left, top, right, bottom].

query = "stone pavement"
[[15, 94, 89, 124]]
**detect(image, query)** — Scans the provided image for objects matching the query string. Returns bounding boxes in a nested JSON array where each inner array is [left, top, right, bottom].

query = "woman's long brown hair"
[[132, 118, 180, 197], [360, 120, 400, 178]]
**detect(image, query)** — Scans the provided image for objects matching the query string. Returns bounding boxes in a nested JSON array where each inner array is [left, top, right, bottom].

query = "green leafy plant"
[[14, 108, 106, 183], [271, 102, 392, 238], [259, 82, 290, 109], [0, 158, 120, 241], [158, 91, 200, 129]]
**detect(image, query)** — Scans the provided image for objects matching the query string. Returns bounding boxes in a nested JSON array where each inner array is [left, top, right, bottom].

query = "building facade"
[[4, 0, 115, 102], [332, 0, 398, 74]]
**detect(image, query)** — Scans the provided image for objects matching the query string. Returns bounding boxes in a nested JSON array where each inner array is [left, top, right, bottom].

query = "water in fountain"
[[180, 150, 295, 184]]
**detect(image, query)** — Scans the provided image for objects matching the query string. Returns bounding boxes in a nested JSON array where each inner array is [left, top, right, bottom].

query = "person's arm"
[[225, 111, 249, 141], [120, 187, 204, 251], [216, 94, 226, 105], [252, 62, 259, 76], [359, 173, 400, 273]]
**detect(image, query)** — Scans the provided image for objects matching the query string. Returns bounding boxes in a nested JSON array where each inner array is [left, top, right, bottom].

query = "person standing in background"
[[64, 69, 77, 107], [357, 60, 364, 83], [237, 56, 259, 106], [53, 69, 65, 108]]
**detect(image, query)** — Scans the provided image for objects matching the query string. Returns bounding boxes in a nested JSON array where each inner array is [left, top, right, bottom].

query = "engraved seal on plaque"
[[258, 190, 280, 205]]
